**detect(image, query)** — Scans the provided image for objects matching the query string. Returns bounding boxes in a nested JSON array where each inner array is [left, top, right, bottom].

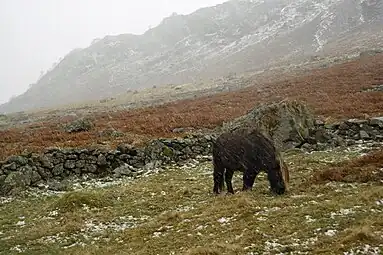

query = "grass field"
[[1, 146, 383, 255]]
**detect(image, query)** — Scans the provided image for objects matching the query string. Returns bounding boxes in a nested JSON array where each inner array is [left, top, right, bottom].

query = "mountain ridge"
[[1, 0, 382, 113]]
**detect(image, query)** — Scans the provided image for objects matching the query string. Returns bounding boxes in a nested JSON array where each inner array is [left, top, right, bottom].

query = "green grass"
[[0, 147, 382, 255]]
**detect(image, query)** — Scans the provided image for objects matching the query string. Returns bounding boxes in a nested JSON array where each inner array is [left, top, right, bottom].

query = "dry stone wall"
[[1, 116, 383, 196], [0, 134, 214, 196], [308, 117, 383, 150]]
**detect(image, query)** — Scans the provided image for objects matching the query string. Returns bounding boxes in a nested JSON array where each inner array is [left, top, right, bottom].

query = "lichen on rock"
[[220, 100, 316, 151]]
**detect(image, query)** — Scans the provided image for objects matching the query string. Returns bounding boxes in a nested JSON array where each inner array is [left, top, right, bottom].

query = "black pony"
[[212, 128, 289, 195]]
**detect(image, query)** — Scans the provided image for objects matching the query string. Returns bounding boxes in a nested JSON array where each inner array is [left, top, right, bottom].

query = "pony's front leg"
[[242, 167, 259, 192]]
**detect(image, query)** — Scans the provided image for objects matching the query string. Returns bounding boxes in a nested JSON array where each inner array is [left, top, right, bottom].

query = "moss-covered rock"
[[220, 100, 316, 151], [63, 117, 95, 133], [162, 146, 174, 158]]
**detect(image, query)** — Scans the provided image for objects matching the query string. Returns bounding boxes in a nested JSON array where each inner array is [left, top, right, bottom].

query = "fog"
[[0, 0, 226, 105]]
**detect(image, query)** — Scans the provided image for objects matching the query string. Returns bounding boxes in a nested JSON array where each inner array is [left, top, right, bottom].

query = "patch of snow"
[[305, 215, 316, 223], [217, 217, 230, 223], [63, 242, 86, 249], [48, 210, 59, 217], [15, 221, 25, 227], [291, 194, 308, 198], [330, 207, 357, 219], [344, 244, 381, 255], [195, 225, 206, 231], [36, 232, 65, 244], [264, 239, 285, 252], [10, 245, 25, 253], [0, 196, 14, 205], [152, 231, 164, 238], [324, 229, 337, 237], [81, 218, 138, 233], [176, 205, 195, 212]]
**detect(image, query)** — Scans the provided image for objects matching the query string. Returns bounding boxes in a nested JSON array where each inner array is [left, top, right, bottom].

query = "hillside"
[[1, 0, 383, 113], [1, 52, 382, 160]]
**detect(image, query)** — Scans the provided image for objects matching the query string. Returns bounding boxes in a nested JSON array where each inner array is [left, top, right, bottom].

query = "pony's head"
[[268, 152, 290, 195]]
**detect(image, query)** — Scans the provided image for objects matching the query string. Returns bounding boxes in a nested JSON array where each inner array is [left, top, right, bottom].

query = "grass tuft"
[[341, 226, 380, 245], [50, 189, 115, 213], [158, 210, 184, 223]]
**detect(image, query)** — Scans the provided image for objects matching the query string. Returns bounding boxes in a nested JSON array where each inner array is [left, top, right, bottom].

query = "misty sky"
[[0, 0, 226, 105]]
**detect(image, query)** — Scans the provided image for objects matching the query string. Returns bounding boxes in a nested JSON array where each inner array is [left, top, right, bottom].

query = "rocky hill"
[[1, 0, 382, 113]]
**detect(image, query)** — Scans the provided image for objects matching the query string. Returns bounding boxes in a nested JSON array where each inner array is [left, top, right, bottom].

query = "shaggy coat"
[[212, 128, 289, 195]]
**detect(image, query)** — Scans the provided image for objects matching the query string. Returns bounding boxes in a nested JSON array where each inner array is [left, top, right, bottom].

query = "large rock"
[[220, 100, 316, 151], [143, 140, 175, 163], [113, 164, 135, 178], [370, 117, 383, 128], [6, 155, 28, 166], [63, 117, 94, 133], [1, 171, 31, 195]]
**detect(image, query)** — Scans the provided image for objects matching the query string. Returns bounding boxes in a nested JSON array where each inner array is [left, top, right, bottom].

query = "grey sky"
[[0, 0, 226, 105]]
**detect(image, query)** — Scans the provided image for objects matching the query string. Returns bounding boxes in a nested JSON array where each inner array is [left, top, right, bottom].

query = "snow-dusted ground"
[[1, 142, 383, 254]]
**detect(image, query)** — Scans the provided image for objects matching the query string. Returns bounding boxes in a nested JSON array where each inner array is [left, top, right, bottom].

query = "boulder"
[[369, 117, 383, 128], [346, 119, 368, 125], [220, 100, 316, 151], [39, 155, 54, 169], [113, 164, 135, 178], [116, 144, 138, 156], [63, 117, 94, 133], [6, 155, 28, 166], [1, 171, 31, 195], [359, 130, 370, 140]]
